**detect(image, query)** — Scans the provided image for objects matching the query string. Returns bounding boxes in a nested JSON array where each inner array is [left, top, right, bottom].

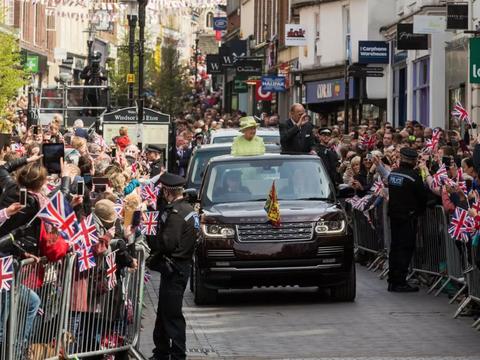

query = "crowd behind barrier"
[[0, 245, 146, 360], [350, 200, 480, 328]]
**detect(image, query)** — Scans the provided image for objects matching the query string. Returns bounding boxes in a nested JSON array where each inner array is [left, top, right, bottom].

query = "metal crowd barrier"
[[352, 200, 480, 326], [0, 245, 146, 360]]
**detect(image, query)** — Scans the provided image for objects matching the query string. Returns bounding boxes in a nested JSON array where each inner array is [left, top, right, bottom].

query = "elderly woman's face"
[[243, 127, 257, 141]]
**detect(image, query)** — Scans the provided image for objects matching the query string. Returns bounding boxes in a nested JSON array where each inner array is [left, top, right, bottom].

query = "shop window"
[[393, 66, 407, 127], [413, 57, 430, 126], [206, 12, 213, 28]]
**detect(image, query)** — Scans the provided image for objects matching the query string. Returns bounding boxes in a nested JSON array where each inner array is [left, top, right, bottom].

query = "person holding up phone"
[[279, 103, 315, 154]]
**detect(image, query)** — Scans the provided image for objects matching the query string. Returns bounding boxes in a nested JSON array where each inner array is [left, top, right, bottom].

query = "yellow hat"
[[239, 116, 259, 132]]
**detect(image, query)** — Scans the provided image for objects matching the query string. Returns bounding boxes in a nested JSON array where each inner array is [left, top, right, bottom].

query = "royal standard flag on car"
[[264, 181, 281, 227]]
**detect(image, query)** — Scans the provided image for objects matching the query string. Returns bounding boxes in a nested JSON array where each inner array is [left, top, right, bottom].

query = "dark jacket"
[[316, 144, 340, 185], [173, 147, 192, 177], [279, 119, 315, 154], [153, 198, 197, 261], [387, 163, 427, 221], [474, 144, 480, 175], [150, 159, 164, 178]]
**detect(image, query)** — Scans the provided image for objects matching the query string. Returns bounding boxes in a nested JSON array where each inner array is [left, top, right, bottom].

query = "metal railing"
[[0, 245, 146, 359], [350, 200, 480, 327]]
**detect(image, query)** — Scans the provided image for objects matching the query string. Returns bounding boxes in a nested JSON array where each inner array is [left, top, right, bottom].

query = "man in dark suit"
[[279, 103, 315, 154], [173, 136, 191, 177]]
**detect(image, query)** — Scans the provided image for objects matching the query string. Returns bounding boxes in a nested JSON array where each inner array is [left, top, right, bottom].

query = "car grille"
[[236, 222, 314, 243], [207, 249, 235, 259], [317, 246, 344, 256]]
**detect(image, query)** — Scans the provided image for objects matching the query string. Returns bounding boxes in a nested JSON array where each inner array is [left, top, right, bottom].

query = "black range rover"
[[192, 154, 355, 305]]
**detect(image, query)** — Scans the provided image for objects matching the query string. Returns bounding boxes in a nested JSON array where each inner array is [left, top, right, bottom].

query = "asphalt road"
[[139, 266, 480, 359]]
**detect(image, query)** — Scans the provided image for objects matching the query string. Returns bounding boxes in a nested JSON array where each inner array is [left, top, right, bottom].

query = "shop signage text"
[[235, 60, 262, 76], [261, 76, 286, 92], [470, 38, 480, 84], [358, 41, 389, 64], [397, 23, 429, 50], [447, 4, 469, 30], [285, 24, 307, 46]]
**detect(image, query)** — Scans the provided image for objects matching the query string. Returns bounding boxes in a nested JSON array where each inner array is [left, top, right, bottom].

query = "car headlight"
[[315, 220, 346, 235], [202, 224, 235, 238]]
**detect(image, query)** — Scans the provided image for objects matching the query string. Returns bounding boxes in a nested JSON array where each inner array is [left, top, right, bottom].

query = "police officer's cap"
[[400, 147, 418, 160], [145, 144, 163, 154], [319, 128, 332, 136], [159, 172, 186, 189]]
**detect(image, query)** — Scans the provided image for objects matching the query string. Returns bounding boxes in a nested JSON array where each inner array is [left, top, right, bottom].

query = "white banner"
[[285, 24, 307, 47]]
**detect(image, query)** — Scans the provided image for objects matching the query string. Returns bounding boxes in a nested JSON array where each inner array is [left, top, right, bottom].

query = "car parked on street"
[[191, 154, 355, 305], [209, 128, 280, 145]]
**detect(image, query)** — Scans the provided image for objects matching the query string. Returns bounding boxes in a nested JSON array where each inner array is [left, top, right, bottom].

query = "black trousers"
[[388, 217, 417, 286], [153, 261, 191, 360]]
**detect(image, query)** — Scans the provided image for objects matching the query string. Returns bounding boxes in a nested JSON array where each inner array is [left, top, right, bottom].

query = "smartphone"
[[19, 188, 27, 207], [111, 147, 117, 158], [32, 126, 38, 135], [366, 153, 372, 160], [77, 180, 85, 197], [92, 177, 109, 193], [131, 210, 142, 228], [42, 143, 65, 174]]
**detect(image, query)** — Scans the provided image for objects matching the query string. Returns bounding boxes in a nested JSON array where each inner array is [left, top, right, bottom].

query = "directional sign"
[[349, 65, 383, 72], [349, 71, 384, 78]]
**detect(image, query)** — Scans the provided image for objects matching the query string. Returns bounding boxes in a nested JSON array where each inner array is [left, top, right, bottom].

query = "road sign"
[[349, 65, 383, 72], [127, 73, 135, 83], [349, 71, 384, 78], [470, 38, 480, 84]]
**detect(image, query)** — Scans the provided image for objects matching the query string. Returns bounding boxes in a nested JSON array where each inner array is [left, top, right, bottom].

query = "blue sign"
[[213, 17, 227, 31], [261, 76, 286, 92], [358, 41, 389, 64], [305, 78, 356, 104]]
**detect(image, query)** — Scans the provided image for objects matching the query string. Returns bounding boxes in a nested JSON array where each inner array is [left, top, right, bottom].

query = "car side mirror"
[[184, 188, 199, 203], [337, 185, 355, 199]]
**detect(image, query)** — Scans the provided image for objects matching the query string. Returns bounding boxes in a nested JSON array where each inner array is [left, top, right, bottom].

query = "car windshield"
[[213, 135, 280, 144], [202, 158, 332, 205], [189, 149, 231, 185]]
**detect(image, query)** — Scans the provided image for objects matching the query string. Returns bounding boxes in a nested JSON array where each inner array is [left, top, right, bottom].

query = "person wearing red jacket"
[[114, 127, 131, 152]]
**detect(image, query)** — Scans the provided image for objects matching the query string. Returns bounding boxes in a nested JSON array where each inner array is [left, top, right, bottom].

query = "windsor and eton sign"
[[103, 107, 170, 123]]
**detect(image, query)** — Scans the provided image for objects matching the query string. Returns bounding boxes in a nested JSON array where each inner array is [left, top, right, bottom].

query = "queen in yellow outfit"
[[231, 116, 265, 156]]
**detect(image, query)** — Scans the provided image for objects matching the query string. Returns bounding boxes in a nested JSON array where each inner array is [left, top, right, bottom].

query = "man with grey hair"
[[279, 103, 315, 154], [73, 119, 88, 139]]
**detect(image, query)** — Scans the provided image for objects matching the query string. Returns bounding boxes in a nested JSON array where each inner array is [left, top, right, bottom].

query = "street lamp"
[[137, 0, 148, 149], [121, 0, 138, 107]]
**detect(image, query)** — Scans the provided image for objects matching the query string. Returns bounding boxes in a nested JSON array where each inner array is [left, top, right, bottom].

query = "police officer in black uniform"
[[145, 145, 165, 178], [150, 172, 198, 360], [315, 128, 341, 185], [387, 147, 427, 292]]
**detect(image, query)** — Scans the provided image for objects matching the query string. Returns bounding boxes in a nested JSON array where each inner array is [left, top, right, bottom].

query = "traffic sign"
[[127, 73, 135, 83], [349, 71, 384, 78], [349, 65, 383, 72]]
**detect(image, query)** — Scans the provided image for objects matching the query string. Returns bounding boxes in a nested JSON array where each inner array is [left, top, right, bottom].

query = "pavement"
[[138, 266, 480, 360]]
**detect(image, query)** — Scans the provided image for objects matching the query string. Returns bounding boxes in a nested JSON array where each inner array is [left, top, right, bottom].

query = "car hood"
[[202, 200, 340, 224]]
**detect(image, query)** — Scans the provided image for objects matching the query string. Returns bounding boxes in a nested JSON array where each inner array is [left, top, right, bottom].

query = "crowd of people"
[[2, 84, 480, 358]]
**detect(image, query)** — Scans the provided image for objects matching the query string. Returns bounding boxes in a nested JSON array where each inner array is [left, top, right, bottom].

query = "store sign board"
[[285, 24, 307, 46], [261, 76, 286, 92], [469, 38, 480, 84], [396, 23, 429, 50], [413, 15, 446, 34], [358, 41, 389, 64], [447, 3, 469, 30]]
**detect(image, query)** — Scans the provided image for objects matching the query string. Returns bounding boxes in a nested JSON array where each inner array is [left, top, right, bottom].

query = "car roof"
[[195, 142, 280, 153], [210, 128, 279, 137], [208, 153, 318, 164]]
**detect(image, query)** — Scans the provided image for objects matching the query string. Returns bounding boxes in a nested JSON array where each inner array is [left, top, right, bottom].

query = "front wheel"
[[330, 263, 356, 302], [193, 261, 218, 305]]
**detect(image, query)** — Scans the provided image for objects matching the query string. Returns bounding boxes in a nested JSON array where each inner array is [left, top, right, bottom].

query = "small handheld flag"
[[0, 256, 13, 291], [141, 211, 159, 236], [105, 252, 117, 290], [76, 247, 96, 272], [451, 101, 471, 126]]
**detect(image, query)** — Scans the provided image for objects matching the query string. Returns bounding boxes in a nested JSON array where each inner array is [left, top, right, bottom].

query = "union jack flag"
[[141, 211, 159, 236], [451, 101, 471, 125], [114, 199, 124, 220], [449, 207, 474, 242], [361, 135, 376, 150], [347, 195, 371, 211], [141, 183, 160, 209], [457, 167, 464, 182], [371, 180, 385, 196], [424, 128, 442, 153], [0, 256, 13, 291], [37, 191, 79, 239], [71, 214, 98, 251], [105, 252, 117, 290], [144, 271, 152, 284], [432, 164, 448, 188], [76, 247, 96, 272], [472, 199, 480, 213]]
